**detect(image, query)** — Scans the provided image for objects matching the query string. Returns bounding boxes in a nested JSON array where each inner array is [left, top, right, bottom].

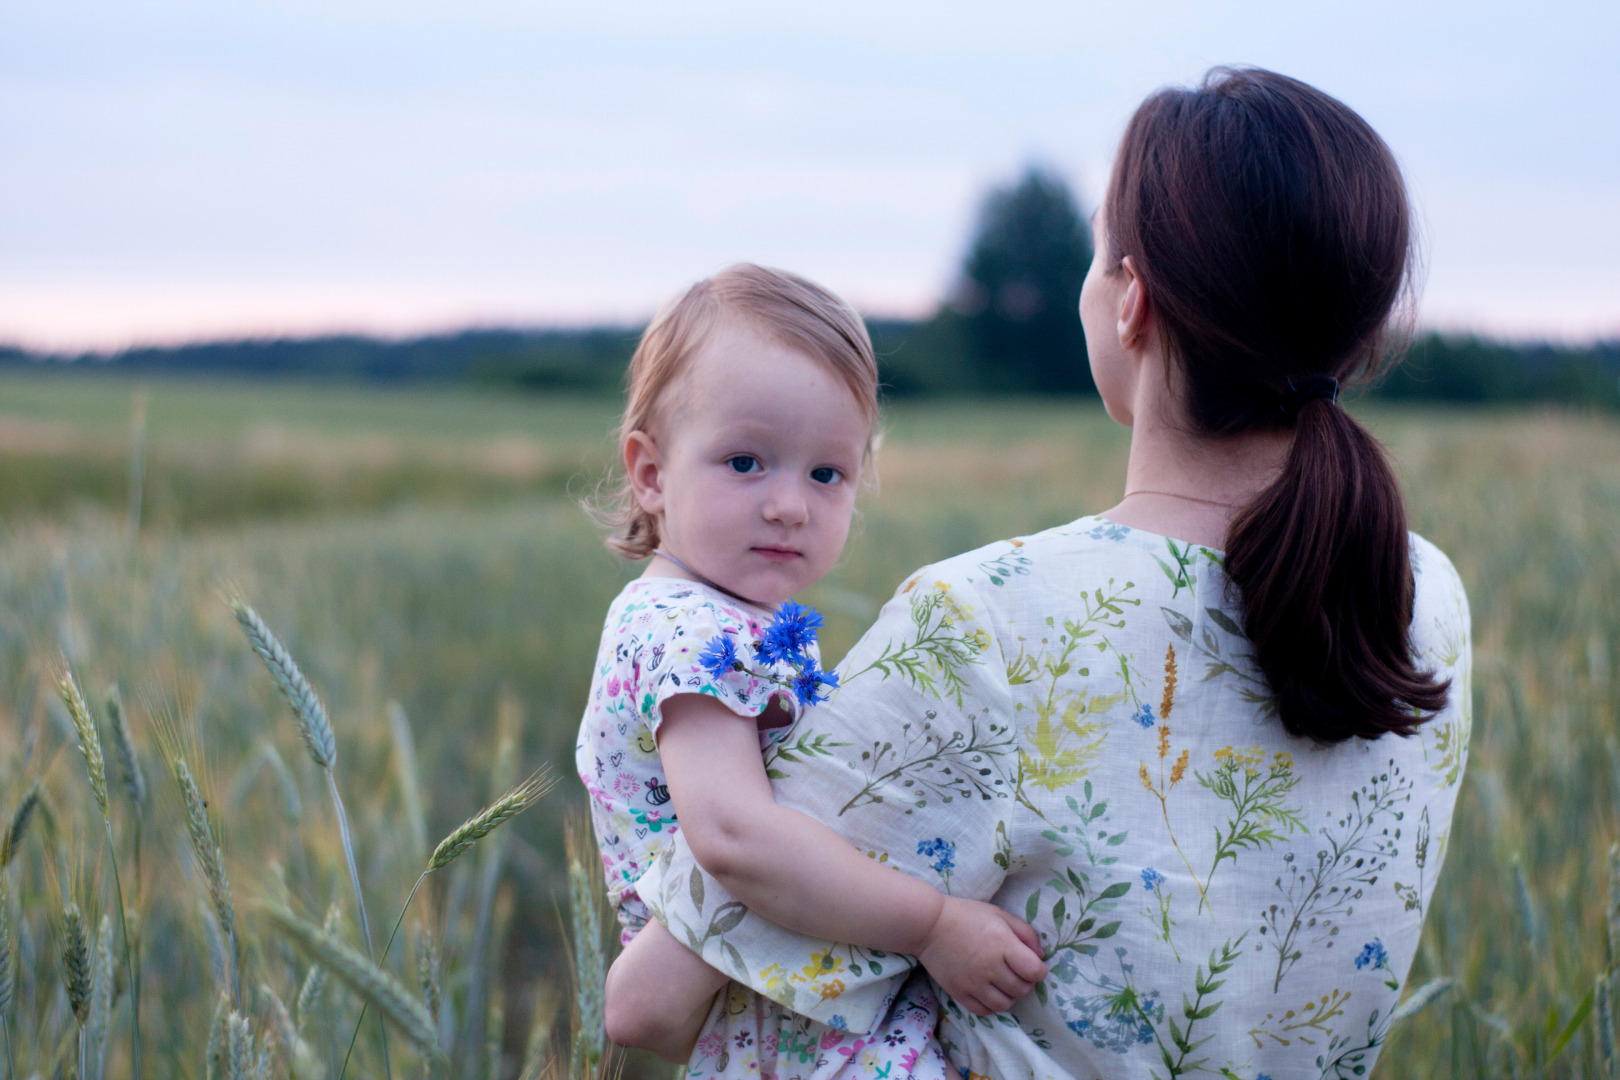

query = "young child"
[[574, 264, 1047, 1072]]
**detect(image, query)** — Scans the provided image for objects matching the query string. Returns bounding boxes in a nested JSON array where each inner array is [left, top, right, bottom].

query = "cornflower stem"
[[326, 769, 392, 1079], [3, 1015, 14, 1080], [339, 871, 429, 1080]]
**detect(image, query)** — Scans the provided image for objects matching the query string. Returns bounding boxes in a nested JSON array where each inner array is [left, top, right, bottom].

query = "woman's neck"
[[1101, 360, 1292, 550]]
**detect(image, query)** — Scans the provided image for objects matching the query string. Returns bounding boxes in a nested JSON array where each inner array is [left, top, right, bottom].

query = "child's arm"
[[656, 692, 1048, 1016], [604, 918, 726, 1062]]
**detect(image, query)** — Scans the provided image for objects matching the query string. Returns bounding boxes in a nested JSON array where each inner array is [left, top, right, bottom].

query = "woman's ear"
[[624, 430, 666, 517], [1117, 256, 1151, 350]]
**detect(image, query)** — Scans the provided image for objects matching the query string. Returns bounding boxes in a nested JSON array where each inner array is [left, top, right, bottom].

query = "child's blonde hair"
[[596, 263, 880, 560]]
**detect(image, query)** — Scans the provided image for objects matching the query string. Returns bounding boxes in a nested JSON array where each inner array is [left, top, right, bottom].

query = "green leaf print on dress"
[[846, 579, 992, 706], [1162, 606, 1276, 716], [977, 539, 1033, 586], [1260, 762, 1413, 992], [1194, 746, 1305, 913], [839, 711, 1016, 817], [1144, 934, 1248, 1080], [1009, 581, 1140, 798]]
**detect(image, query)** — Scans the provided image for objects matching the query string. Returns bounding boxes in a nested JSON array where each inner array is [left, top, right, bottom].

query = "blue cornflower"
[[698, 634, 740, 678], [755, 600, 823, 666], [1140, 867, 1166, 893], [1134, 704, 1155, 729], [1354, 939, 1388, 971], [792, 660, 839, 706], [917, 837, 956, 875]]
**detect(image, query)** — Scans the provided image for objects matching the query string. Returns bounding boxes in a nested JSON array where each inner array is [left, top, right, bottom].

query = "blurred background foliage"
[[6, 165, 1616, 410]]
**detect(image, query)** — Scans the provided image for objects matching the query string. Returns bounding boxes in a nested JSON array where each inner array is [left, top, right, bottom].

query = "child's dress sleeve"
[[635, 593, 804, 739]]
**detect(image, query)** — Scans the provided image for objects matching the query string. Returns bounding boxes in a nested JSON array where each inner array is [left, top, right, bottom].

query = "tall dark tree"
[[955, 166, 1095, 394]]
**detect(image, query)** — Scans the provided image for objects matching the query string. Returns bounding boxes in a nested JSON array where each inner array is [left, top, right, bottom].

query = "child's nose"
[[762, 478, 810, 526]]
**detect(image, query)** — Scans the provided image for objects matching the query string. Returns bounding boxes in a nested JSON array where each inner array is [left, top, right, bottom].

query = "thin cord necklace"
[[652, 549, 766, 609], [1123, 489, 1240, 510]]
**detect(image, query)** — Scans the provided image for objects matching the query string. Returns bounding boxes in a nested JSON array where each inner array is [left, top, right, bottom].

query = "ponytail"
[[1105, 66, 1450, 742], [1225, 399, 1448, 740]]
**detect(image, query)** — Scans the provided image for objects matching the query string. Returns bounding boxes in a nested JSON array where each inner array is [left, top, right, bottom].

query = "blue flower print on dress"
[[1059, 990, 1160, 1053], [1354, 939, 1388, 971], [1085, 520, 1132, 542], [1140, 867, 1166, 893], [1133, 704, 1155, 729], [1355, 938, 1399, 989], [918, 837, 956, 876]]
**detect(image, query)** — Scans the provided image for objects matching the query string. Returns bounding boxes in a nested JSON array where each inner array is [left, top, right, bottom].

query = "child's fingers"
[[1004, 940, 1048, 984], [1002, 912, 1043, 958], [989, 962, 1037, 1002], [966, 985, 1014, 1016]]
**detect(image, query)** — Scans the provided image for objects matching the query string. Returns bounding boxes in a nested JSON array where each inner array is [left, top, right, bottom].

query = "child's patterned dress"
[[575, 576, 949, 1080], [575, 577, 803, 942]]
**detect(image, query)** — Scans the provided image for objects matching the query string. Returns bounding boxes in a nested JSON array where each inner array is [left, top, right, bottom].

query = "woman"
[[617, 67, 1471, 1079]]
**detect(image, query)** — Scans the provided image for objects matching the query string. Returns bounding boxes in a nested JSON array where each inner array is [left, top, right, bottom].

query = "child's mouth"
[[751, 546, 801, 562]]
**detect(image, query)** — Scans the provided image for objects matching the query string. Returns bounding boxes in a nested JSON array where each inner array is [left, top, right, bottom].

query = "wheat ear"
[[62, 901, 92, 1025], [261, 902, 441, 1059], [166, 750, 239, 1002], [1, 786, 39, 870], [58, 669, 110, 820], [105, 685, 148, 810], [230, 599, 336, 769], [430, 771, 553, 872]]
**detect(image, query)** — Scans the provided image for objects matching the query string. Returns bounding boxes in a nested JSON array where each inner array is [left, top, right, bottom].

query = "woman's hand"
[[917, 897, 1048, 1016]]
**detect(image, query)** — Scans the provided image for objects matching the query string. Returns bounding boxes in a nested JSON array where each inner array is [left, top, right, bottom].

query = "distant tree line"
[[4, 166, 1615, 408]]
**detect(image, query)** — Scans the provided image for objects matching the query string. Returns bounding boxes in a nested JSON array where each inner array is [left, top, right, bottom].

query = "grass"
[[0, 372, 1617, 1076]]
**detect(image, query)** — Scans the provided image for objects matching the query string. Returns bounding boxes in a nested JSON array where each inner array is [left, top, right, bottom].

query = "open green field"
[[1, 371, 1617, 1078]]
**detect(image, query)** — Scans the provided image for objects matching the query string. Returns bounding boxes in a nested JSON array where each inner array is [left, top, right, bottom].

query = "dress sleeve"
[[635, 563, 1020, 1034], [637, 596, 802, 738]]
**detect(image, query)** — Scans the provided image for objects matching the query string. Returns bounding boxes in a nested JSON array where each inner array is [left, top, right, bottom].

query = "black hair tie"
[[1278, 375, 1340, 420]]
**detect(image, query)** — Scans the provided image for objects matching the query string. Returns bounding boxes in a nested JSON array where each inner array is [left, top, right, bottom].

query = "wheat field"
[[0, 372, 1616, 1078]]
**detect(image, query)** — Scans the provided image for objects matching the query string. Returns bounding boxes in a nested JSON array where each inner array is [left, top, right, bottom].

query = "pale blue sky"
[[2, 0, 1615, 349]]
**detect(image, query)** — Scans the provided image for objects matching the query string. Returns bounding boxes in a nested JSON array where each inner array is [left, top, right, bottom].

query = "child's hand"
[[917, 896, 1048, 1016]]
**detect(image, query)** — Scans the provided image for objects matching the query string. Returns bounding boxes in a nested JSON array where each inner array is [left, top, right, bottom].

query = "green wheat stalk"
[[58, 669, 142, 1080], [1, 872, 15, 1080], [260, 902, 442, 1061], [157, 735, 239, 1006], [231, 596, 391, 1077], [340, 769, 553, 1079], [566, 819, 605, 1072], [61, 899, 91, 1079]]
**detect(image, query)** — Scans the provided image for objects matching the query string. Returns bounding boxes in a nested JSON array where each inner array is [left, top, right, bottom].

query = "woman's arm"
[[604, 918, 725, 1061], [654, 692, 1046, 1015]]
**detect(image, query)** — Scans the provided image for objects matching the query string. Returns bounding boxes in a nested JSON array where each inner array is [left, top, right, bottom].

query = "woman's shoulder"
[[1407, 531, 1471, 640], [894, 514, 1179, 597]]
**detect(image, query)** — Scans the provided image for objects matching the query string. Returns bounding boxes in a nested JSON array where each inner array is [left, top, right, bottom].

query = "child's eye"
[[727, 456, 760, 474], [810, 466, 841, 485]]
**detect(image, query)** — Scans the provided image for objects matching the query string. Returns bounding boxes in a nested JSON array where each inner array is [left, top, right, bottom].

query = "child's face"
[[627, 317, 870, 607]]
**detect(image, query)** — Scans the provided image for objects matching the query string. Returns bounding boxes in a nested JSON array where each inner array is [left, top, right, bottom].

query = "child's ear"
[[624, 430, 666, 516]]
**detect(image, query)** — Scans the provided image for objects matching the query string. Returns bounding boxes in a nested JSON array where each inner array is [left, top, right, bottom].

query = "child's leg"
[[604, 917, 729, 1063]]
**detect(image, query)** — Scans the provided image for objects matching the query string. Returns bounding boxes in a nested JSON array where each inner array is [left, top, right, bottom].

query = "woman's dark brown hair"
[[1104, 67, 1449, 742]]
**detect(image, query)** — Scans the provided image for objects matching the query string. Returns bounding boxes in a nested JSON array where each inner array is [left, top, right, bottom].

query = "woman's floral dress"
[[637, 516, 1472, 1080], [574, 577, 952, 1078]]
